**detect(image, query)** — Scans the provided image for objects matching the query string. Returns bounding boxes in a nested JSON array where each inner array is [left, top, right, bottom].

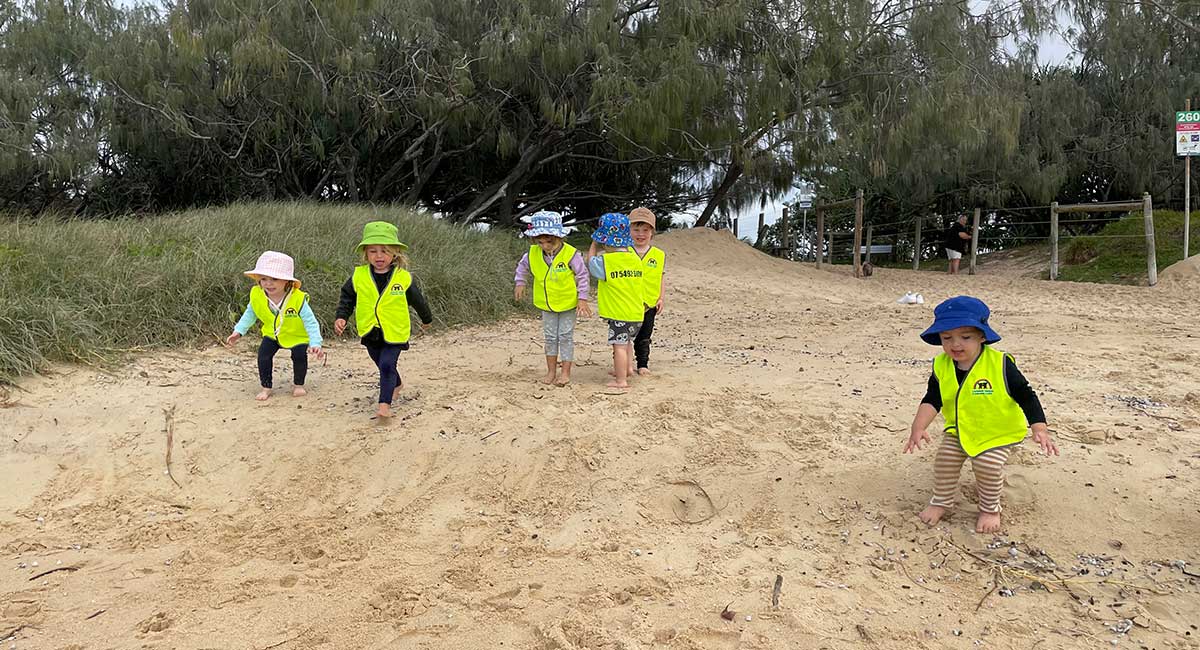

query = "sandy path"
[[2, 229, 1198, 650]]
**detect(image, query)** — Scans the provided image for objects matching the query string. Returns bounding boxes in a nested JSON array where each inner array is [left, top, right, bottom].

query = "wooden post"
[[828, 233, 834, 263], [969, 207, 981, 275], [815, 208, 825, 268], [1144, 192, 1157, 286], [912, 216, 922, 270], [756, 211, 765, 247], [865, 224, 874, 265], [1049, 202, 1059, 280], [733, 217, 739, 239], [1187, 99, 1192, 260], [852, 189, 864, 277], [781, 206, 790, 254]]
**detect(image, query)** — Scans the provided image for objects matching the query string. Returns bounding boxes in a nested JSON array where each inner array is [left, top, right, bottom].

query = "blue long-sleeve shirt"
[[234, 299, 323, 347]]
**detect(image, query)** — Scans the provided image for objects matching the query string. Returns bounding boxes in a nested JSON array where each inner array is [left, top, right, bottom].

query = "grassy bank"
[[0, 203, 526, 384], [1059, 210, 1200, 284]]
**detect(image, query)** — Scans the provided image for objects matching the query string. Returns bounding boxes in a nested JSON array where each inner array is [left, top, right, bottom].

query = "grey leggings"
[[541, 309, 577, 361]]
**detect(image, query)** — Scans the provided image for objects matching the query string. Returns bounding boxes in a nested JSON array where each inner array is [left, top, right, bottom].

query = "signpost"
[[1177, 106, 1198, 258]]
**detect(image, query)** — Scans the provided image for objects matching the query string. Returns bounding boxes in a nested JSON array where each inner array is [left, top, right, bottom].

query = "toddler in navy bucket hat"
[[903, 296, 1058, 534]]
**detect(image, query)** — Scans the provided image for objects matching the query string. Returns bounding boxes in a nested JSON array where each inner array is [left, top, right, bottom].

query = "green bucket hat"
[[356, 221, 408, 252]]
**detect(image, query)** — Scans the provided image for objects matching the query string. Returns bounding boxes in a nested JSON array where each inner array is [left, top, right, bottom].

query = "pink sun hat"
[[244, 251, 301, 288]]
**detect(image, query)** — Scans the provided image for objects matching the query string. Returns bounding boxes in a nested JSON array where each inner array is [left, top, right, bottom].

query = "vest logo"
[[647, 259, 659, 268], [555, 262, 567, 270], [972, 379, 994, 396], [284, 308, 298, 317], [389, 283, 405, 296]]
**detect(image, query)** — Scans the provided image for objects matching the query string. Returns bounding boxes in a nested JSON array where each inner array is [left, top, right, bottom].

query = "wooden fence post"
[[912, 217, 922, 270], [756, 212, 765, 247], [853, 189, 864, 277], [733, 217, 739, 239], [1144, 192, 1157, 286], [815, 208, 824, 269], [865, 224, 873, 265], [1049, 202, 1059, 281], [781, 206, 790, 255], [969, 207, 981, 275], [828, 233, 834, 263]]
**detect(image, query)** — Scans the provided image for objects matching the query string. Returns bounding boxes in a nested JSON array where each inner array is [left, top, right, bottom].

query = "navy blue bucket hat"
[[920, 296, 1001, 345]]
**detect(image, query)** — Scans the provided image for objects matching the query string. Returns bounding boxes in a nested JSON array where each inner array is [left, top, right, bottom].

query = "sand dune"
[[2, 228, 1198, 649]]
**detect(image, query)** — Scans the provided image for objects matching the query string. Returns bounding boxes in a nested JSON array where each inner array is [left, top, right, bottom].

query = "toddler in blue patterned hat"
[[587, 212, 643, 389]]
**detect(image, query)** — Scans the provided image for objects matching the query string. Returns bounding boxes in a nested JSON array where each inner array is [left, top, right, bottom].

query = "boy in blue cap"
[[587, 212, 643, 389], [903, 296, 1058, 533]]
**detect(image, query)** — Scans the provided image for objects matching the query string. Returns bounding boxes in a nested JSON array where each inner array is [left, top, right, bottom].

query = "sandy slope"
[[2, 228, 1198, 650]]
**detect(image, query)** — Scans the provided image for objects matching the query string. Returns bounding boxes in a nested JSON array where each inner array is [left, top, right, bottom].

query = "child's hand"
[[577, 300, 592, 318], [514, 285, 526, 301], [334, 318, 347, 336], [655, 297, 664, 314], [308, 346, 324, 360], [903, 427, 931, 453], [1031, 425, 1059, 456], [419, 322, 432, 332], [225, 332, 241, 347]]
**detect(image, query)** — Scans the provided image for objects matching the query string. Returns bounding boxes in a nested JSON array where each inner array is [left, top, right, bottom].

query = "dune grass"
[[0, 203, 527, 384], [1058, 210, 1200, 284]]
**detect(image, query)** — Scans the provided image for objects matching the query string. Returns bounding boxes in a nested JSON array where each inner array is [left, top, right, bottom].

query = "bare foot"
[[255, 388, 272, 401], [918, 504, 948, 526], [292, 386, 307, 397], [606, 380, 629, 389], [555, 373, 571, 386], [976, 511, 1002, 533], [542, 372, 557, 385], [376, 403, 393, 419], [637, 368, 651, 376]]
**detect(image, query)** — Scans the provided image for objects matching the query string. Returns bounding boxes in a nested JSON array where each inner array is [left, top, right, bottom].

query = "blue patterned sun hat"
[[591, 212, 633, 247], [522, 211, 572, 238]]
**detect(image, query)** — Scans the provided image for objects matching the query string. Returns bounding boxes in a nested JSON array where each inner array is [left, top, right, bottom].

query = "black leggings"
[[364, 341, 404, 404], [634, 306, 658, 369], [257, 338, 308, 388]]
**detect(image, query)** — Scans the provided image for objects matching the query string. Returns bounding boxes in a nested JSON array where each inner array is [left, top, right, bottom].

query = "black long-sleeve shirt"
[[921, 356, 1046, 425], [335, 268, 434, 347]]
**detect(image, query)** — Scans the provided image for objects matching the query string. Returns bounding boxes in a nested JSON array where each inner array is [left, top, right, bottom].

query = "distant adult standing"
[[944, 214, 971, 274]]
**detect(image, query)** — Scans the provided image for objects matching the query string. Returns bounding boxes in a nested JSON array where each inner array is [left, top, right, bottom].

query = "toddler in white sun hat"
[[226, 251, 324, 401]]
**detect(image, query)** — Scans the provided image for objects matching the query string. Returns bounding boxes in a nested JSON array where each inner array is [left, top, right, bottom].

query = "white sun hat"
[[244, 251, 301, 288]]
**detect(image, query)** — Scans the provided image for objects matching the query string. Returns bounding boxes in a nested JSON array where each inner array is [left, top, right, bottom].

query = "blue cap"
[[920, 296, 1001, 345]]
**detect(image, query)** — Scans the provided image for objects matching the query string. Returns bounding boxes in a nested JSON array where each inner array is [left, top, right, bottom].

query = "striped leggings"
[[929, 435, 1013, 514]]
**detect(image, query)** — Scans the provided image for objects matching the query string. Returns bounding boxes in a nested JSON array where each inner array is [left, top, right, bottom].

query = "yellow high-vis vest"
[[249, 286, 310, 348], [638, 246, 666, 307], [934, 345, 1029, 456], [352, 265, 413, 344], [529, 243, 579, 312], [597, 250, 645, 322]]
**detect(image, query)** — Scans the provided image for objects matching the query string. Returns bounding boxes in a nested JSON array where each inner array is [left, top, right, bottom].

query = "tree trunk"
[[457, 132, 559, 224], [693, 160, 744, 228]]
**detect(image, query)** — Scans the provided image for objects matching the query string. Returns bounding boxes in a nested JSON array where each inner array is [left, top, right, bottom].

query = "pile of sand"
[[1160, 253, 1200, 285], [2, 229, 1198, 649]]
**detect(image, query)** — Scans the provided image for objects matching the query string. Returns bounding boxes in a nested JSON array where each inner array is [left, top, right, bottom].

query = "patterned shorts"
[[606, 319, 642, 345]]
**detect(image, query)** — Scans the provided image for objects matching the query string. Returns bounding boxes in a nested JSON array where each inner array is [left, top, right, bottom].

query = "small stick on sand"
[[480, 430, 501, 441], [163, 405, 182, 488], [29, 565, 79, 581], [771, 574, 783, 608]]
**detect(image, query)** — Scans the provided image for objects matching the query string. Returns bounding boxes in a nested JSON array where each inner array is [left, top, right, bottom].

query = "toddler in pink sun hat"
[[226, 251, 324, 401]]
